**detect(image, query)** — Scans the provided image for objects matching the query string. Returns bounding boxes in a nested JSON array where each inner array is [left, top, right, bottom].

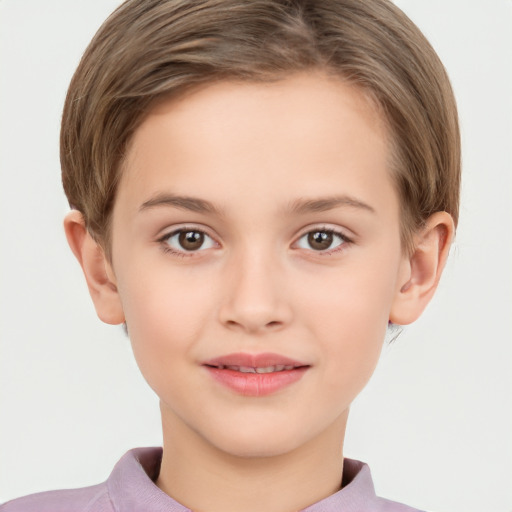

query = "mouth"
[[205, 364, 299, 373], [202, 353, 310, 396]]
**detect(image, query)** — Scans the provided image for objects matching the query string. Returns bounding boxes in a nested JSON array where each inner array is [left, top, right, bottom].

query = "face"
[[108, 73, 409, 458]]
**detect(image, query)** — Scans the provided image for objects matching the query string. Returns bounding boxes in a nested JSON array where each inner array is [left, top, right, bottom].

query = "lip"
[[202, 352, 310, 397]]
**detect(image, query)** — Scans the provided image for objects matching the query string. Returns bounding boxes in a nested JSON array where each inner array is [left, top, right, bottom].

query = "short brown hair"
[[61, 0, 460, 255]]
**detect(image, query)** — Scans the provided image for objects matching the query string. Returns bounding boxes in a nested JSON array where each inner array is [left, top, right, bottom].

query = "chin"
[[218, 438, 299, 459], [204, 422, 311, 459]]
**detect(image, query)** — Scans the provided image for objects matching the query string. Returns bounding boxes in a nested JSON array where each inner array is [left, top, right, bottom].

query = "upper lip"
[[203, 352, 309, 370]]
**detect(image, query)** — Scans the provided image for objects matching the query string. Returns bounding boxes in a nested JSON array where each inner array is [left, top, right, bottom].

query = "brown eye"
[[178, 230, 204, 250], [163, 229, 215, 253], [307, 231, 334, 250], [296, 229, 347, 252]]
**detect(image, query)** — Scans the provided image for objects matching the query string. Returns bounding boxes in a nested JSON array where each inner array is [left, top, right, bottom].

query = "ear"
[[64, 210, 125, 325], [390, 211, 454, 325]]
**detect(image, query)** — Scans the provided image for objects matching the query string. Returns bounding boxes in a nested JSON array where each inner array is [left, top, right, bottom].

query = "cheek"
[[298, 256, 396, 333], [115, 265, 215, 384], [310, 297, 386, 410], [296, 255, 399, 389]]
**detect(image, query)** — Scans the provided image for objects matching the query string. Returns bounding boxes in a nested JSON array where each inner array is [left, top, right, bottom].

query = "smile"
[[209, 365, 297, 373], [203, 353, 309, 396]]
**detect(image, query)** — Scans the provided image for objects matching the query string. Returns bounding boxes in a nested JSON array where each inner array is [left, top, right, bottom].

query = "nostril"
[[223, 318, 283, 332]]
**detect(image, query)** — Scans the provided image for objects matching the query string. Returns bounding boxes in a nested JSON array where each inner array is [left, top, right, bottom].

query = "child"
[[1, 0, 460, 510]]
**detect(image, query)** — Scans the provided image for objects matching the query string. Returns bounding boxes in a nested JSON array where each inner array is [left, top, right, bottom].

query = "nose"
[[218, 250, 293, 334]]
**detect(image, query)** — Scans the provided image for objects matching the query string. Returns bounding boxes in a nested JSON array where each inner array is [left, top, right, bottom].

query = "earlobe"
[[389, 211, 454, 325], [64, 210, 125, 325]]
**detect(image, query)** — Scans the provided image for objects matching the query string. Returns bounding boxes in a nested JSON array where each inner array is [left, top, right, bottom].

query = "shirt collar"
[[107, 447, 379, 512], [107, 447, 189, 512]]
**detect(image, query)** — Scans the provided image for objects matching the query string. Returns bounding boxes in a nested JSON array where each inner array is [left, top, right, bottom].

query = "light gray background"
[[1, 1, 511, 511]]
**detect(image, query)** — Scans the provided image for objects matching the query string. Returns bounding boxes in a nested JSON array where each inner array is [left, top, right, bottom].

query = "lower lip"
[[204, 366, 308, 396]]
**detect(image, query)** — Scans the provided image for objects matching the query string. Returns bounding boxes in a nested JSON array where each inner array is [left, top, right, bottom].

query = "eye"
[[162, 229, 216, 253], [295, 229, 348, 252]]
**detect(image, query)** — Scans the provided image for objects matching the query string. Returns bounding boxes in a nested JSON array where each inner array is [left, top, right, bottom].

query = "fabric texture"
[[1, 447, 424, 511]]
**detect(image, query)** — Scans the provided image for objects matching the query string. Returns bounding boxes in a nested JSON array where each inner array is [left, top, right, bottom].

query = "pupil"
[[308, 231, 332, 250], [179, 231, 204, 250]]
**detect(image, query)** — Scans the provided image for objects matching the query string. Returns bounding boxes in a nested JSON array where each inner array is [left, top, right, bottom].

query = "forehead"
[[118, 72, 394, 217]]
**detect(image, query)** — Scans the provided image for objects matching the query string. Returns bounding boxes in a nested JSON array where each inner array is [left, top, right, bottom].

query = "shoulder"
[[0, 483, 112, 512], [303, 458, 426, 512], [374, 496, 427, 512], [0, 447, 167, 512], [345, 459, 426, 512]]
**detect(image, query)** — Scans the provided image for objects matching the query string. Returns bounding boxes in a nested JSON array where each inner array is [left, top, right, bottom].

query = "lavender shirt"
[[1, 447, 424, 511]]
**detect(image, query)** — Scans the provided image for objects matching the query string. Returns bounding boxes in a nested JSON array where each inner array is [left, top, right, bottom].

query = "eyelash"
[[294, 227, 352, 255], [157, 227, 217, 257], [157, 226, 352, 257]]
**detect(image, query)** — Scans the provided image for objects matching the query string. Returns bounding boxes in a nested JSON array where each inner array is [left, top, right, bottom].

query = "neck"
[[156, 407, 347, 512]]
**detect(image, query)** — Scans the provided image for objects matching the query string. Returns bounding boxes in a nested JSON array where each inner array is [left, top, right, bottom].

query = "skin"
[[65, 72, 453, 512]]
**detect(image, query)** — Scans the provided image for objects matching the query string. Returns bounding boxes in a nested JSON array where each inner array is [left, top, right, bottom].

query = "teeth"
[[217, 364, 296, 373], [239, 366, 257, 373], [255, 366, 276, 374]]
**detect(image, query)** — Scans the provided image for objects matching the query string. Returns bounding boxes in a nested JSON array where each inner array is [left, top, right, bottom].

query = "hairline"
[[92, 70, 417, 261]]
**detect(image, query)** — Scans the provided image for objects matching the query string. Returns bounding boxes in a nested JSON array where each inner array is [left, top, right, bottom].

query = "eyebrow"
[[289, 195, 375, 214], [139, 194, 221, 214], [139, 193, 375, 216]]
